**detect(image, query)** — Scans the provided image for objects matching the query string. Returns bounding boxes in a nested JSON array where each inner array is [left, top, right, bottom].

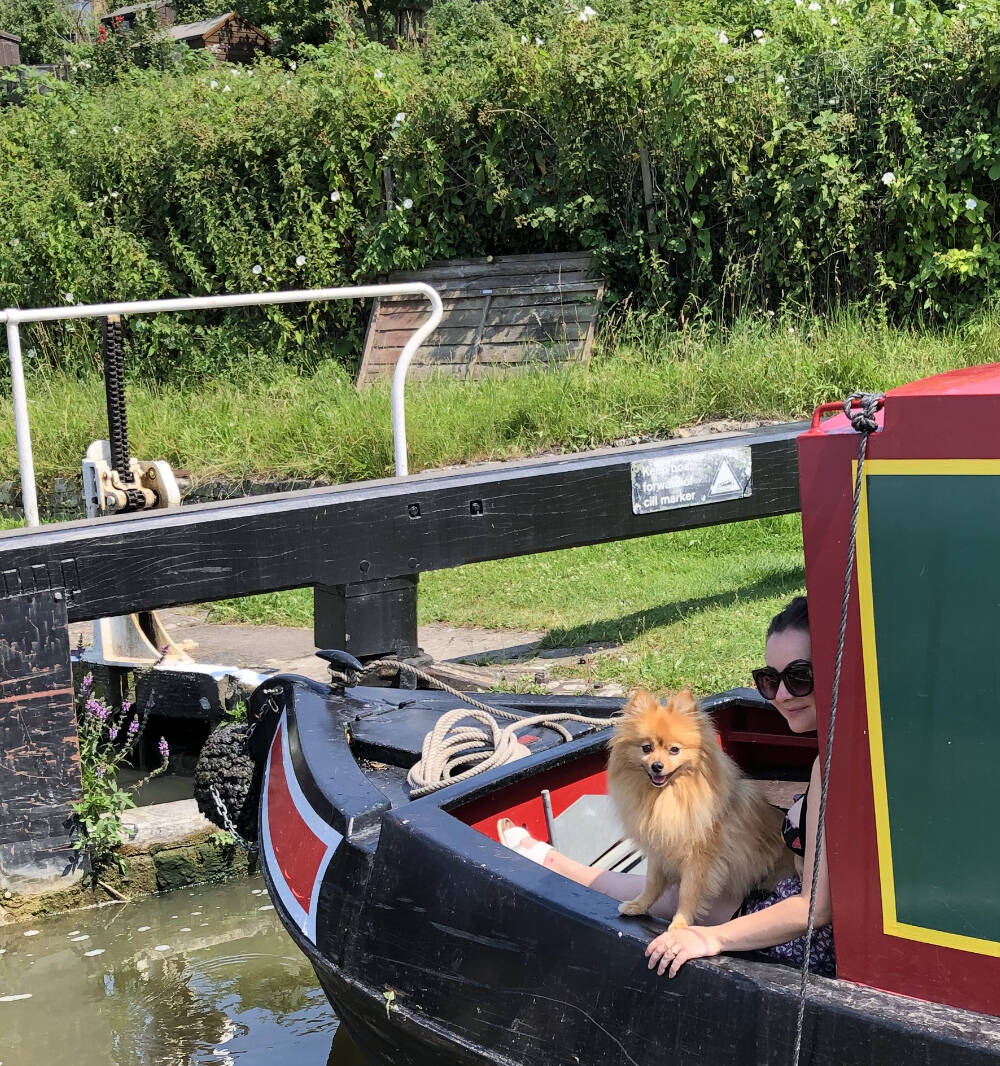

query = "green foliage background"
[[2, 0, 999, 380]]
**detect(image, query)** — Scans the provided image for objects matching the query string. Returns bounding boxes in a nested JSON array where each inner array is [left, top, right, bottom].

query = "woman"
[[499, 596, 835, 978]]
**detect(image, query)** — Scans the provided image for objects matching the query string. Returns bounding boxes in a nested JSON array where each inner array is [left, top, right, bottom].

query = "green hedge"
[[1, 0, 999, 379]]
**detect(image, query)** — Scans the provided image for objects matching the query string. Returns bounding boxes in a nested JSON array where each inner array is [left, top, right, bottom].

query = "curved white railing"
[[1, 284, 443, 525]]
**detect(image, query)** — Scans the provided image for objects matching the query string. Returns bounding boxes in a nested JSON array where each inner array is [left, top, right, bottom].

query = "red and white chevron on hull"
[[260, 714, 342, 943]]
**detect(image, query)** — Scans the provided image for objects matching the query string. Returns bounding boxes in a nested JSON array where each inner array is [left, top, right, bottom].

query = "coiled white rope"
[[406, 707, 613, 798], [333, 658, 615, 798]]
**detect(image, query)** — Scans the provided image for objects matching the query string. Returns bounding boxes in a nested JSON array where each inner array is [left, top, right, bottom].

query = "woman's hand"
[[645, 925, 722, 977]]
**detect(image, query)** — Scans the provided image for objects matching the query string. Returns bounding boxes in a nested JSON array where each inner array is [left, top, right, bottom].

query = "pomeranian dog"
[[608, 688, 792, 929]]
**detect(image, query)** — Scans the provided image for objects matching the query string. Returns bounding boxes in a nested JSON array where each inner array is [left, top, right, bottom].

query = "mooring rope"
[[790, 391, 882, 1066], [334, 658, 615, 798]]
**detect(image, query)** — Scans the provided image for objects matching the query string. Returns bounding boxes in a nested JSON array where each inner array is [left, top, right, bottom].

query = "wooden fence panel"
[[357, 252, 605, 385]]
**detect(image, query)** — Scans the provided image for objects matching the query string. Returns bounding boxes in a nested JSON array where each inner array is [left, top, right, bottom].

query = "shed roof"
[[169, 11, 232, 39], [0, 29, 22, 42], [169, 11, 269, 41]]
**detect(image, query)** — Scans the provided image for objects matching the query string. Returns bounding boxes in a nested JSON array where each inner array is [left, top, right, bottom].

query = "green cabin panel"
[[866, 472, 1000, 943]]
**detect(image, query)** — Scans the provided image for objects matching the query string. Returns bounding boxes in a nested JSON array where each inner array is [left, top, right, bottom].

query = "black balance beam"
[[0, 424, 804, 624]]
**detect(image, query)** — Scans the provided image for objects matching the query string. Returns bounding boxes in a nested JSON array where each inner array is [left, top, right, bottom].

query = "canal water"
[[0, 875, 369, 1066]]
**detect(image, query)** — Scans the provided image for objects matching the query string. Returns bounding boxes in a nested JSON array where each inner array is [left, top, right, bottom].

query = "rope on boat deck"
[[334, 659, 615, 798], [791, 391, 882, 1066]]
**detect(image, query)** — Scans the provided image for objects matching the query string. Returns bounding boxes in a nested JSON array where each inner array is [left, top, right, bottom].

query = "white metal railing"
[[0, 284, 443, 526]]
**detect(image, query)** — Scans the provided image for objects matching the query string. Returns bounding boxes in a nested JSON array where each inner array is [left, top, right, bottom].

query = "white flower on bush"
[[753, 27, 765, 38], [392, 111, 406, 129], [402, 197, 414, 209], [63, 293, 74, 304], [222, 84, 231, 93], [374, 69, 384, 80], [775, 74, 786, 84], [535, 36, 544, 45], [521, 34, 529, 43], [252, 264, 263, 275], [25, 348, 37, 359], [69, 128, 77, 136], [578, 4, 597, 20], [725, 73, 735, 83], [882, 171, 896, 186], [966, 197, 978, 210], [295, 254, 306, 266], [830, 16, 838, 24], [718, 31, 729, 43], [809, 2, 820, 10], [289, 60, 297, 71], [210, 79, 219, 88], [9, 237, 19, 247], [112, 125, 120, 133], [110, 191, 119, 199], [329, 190, 341, 203], [956, 2, 965, 8]]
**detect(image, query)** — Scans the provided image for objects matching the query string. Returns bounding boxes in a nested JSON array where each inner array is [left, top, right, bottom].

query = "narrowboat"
[[217, 366, 1000, 1064]]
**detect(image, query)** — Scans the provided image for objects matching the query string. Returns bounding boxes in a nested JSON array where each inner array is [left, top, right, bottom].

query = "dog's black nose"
[[651, 761, 664, 774]]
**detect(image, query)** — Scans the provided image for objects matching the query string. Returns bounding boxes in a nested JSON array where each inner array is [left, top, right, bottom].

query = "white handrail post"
[[1, 283, 442, 523], [5, 315, 39, 527], [391, 282, 444, 476]]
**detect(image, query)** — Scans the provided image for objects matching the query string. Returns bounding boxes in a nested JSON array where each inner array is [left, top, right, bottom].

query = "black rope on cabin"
[[101, 315, 131, 482], [790, 391, 883, 1066]]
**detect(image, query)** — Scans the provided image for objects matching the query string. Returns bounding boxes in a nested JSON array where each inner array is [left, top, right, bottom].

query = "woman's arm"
[[647, 757, 832, 976]]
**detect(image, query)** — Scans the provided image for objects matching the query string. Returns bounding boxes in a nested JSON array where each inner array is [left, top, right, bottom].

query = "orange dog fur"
[[608, 688, 792, 929]]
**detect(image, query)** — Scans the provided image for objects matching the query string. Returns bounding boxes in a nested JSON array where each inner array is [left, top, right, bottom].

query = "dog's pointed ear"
[[669, 688, 698, 716], [621, 688, 659, 718]]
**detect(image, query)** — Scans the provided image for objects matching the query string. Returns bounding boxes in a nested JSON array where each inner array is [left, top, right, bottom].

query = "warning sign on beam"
[[630, 446, 752, 515]]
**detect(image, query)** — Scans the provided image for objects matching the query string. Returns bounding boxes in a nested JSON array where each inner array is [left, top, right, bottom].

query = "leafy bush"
[[1, 0, 998, 382]]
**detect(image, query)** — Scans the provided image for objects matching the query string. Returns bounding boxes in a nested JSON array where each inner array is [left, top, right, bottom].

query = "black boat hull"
[[253, 676, 1000, 1066]]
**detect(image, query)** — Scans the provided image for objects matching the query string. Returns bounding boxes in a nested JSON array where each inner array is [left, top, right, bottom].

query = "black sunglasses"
[[752, 659, 814, 700]]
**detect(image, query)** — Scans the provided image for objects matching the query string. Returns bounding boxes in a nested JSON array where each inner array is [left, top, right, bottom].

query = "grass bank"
[[3, 310, 998, 487]]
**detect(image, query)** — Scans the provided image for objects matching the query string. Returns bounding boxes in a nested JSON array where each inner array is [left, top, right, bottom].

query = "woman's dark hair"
[[767, 596, 809, 638]]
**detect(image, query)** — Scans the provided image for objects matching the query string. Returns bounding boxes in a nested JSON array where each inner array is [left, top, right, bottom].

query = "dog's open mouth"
[[648, 769, 676, 788]]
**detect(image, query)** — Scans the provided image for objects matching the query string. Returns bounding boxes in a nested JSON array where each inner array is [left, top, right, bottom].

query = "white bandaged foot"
[[497, 818, 553, 865]]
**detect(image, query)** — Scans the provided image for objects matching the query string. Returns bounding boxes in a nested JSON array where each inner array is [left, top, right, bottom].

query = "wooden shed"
[[0, 30, 21, 67], [357, 252, 606, 385], [169, 11, 270, 62]]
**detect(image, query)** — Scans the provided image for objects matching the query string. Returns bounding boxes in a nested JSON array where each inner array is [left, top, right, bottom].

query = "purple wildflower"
[[95, 766, 105, 778], [108, 725, 119, 741], [121, 698, 132, 715], [127, 716, 140, 736], [81, 672, 93, 695], [86, 697, 110, 721], [158, 737, 169, 760], [145, 696, 155, 711]]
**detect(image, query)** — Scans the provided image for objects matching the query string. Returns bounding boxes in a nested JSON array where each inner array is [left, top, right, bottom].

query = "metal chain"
[[790, 391, 883, 1066], [208, 783, 257, 855]]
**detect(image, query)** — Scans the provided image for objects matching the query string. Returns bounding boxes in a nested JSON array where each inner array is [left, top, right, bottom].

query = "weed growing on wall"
[[73, 671, 169, 872]]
